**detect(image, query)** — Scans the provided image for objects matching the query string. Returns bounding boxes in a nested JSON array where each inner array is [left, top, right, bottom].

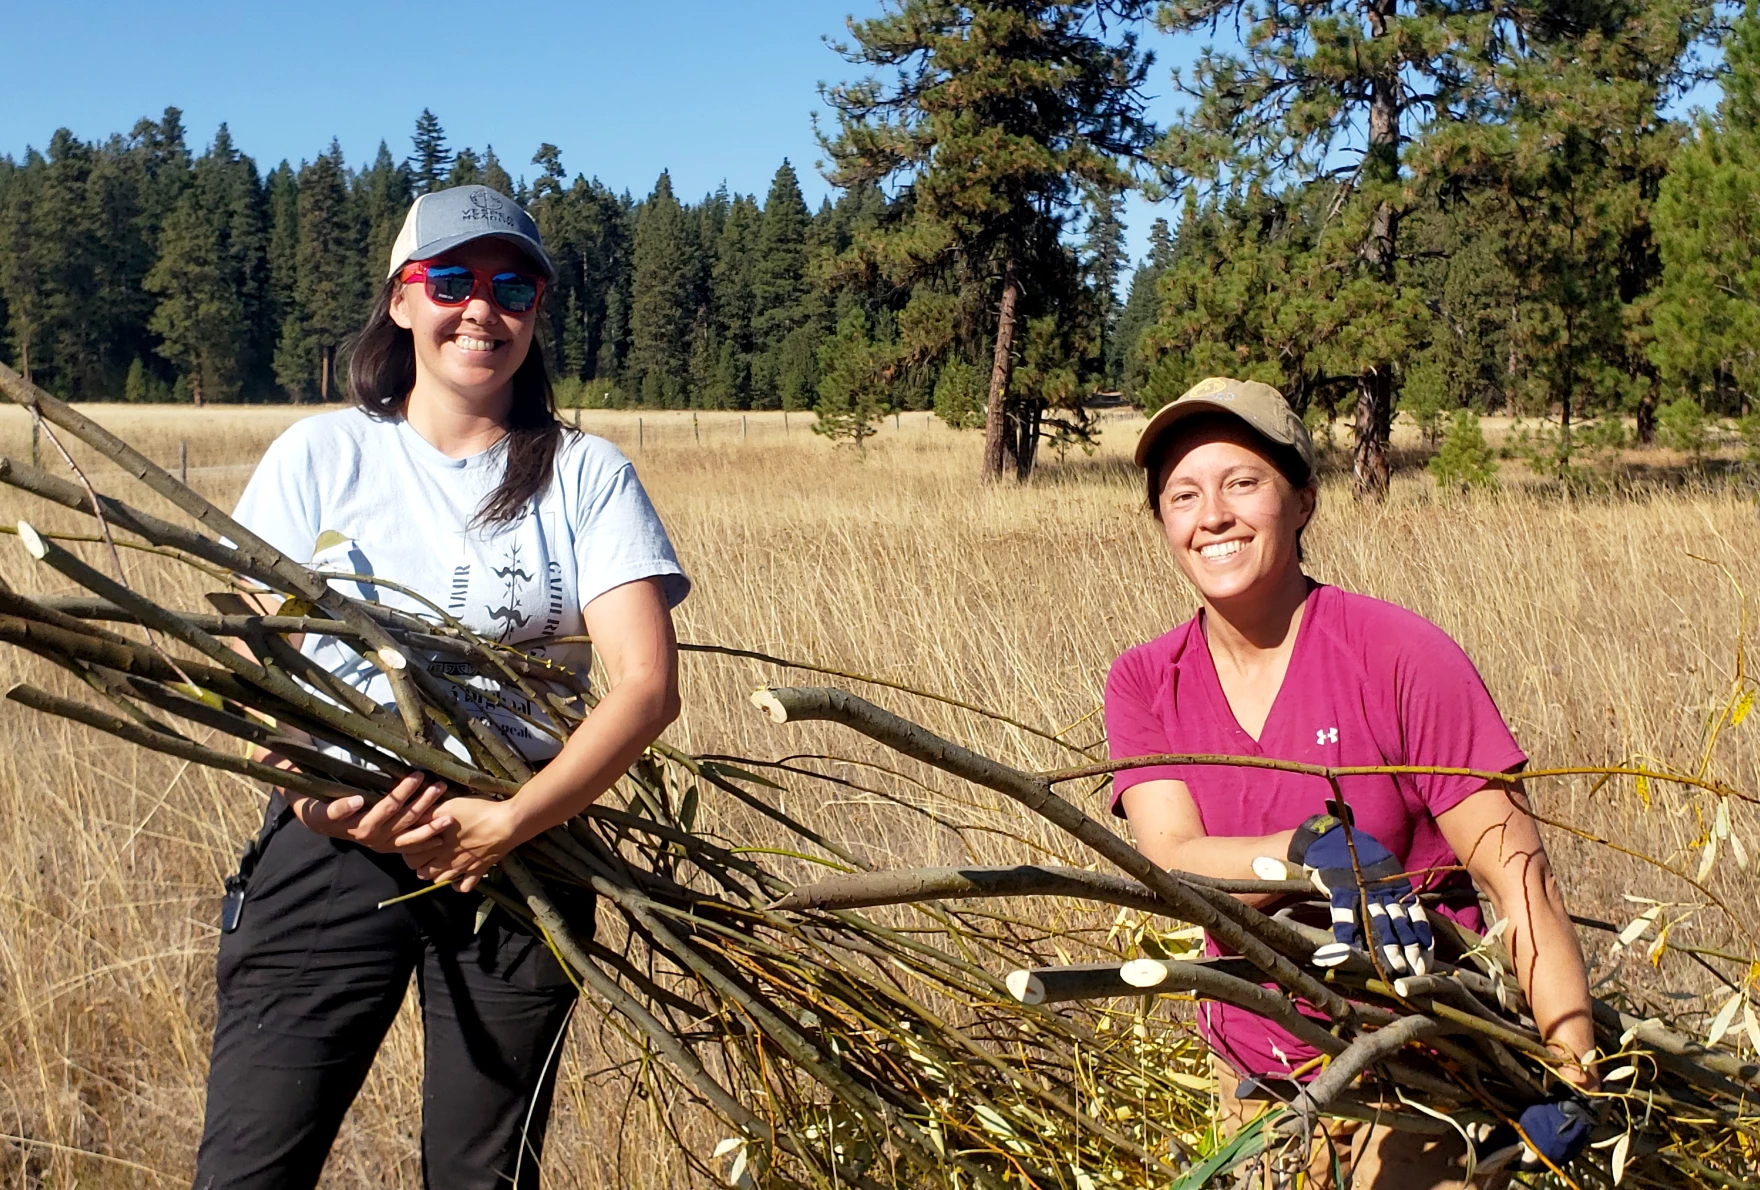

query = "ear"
[[389, 284, 414, 330], [1297, 483, 1319, 529]]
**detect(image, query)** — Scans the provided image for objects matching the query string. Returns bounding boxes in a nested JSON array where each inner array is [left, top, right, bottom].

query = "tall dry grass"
[[0, 404, 1754, 1187]]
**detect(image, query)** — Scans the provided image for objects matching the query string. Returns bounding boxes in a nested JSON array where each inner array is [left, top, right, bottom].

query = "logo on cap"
[[461, 188, 517, 229]]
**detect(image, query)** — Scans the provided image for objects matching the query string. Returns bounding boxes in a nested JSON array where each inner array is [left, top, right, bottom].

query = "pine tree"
[[294, 143, 365, 400], [409, 109, 451, 195], [627, 172, 699, 406], [357, 141, 412, 289], [561, 288, 587, 379], [1651, 3, 1760, 413], [709, 193, 760, 407], [483, 145, 514, 195], [145, 189, 247, 404], [820, 0, 1156, 480], [448, 147, 484, 188], [1081, 188, 1127, 385], [814, 307, 893, 450], [0, 149, 47, 382], [1113, 215, 1174, 396], [750, 161, 813, 407]]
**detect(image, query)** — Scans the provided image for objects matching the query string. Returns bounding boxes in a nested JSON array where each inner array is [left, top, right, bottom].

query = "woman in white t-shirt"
[[192, 186, 688, 1190]]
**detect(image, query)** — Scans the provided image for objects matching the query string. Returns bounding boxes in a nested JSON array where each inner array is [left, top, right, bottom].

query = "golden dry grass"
[[0, 404, 1755, 1187]]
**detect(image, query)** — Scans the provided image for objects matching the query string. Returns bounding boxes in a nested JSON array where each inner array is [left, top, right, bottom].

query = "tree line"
[[4, 0, 1760, 489]]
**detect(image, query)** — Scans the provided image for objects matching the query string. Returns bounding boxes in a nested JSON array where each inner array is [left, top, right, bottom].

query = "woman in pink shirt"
[[1105, 377, 1597, 1187]]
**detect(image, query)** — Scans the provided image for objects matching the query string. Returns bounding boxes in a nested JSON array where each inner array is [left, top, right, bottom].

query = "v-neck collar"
[[1192, 582, 1323, 753]]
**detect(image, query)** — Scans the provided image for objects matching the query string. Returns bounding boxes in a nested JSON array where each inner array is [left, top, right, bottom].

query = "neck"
[[1202, 568, 1311, 666], [403, 377, 513, 459]]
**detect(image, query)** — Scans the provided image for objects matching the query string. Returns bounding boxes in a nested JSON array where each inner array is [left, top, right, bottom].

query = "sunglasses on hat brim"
[[398, 263, 544, 315]]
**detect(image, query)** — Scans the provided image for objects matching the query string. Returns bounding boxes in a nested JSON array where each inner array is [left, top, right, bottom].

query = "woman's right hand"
[[288, 771, 454, 853]]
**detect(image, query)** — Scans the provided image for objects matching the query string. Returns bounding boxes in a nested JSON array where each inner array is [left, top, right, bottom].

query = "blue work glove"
[[1516, 1098, 1594, 1170], [1287, 810, 1433, 975]]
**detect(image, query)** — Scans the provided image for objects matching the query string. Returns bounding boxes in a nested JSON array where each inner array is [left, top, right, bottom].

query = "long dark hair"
[[346, 277, 564, 528]]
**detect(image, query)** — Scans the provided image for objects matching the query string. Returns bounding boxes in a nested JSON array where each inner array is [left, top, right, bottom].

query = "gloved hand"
[[1286, 810, 1432, 975], [1516, 1098, 1594, 1169]]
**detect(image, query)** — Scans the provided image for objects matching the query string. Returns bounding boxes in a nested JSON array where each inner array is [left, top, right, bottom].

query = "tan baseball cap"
[[1133, 376, 1317, 480]]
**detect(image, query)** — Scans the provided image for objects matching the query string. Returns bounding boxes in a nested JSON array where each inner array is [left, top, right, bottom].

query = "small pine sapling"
[[1429, 409, 1499, 491]]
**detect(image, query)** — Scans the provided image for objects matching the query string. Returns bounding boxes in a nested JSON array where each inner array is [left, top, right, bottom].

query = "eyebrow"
[[1165, 461, 1273, 487]]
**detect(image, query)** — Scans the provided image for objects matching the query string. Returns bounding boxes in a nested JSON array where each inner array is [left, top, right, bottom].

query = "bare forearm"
[[501, 678, 678, 845], [1136, 829, 1297, 906], [1503, 876, 1597, 1071]]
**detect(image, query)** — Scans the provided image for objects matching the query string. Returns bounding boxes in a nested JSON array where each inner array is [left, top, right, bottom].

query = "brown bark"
[[319, 344, 333, 402], [1353, 367, 1394, 499], [980, 258, 1020, 483], [191, 372, 204, 408], [1352, 0, 1400, 501]]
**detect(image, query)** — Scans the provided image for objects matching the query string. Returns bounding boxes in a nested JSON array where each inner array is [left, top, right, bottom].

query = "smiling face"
[[1154, 418, 1317, 610], [388, 238, 542, 411]]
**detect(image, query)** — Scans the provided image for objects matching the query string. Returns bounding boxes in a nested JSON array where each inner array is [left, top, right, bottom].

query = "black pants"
[[192, 798, 583, 1190]]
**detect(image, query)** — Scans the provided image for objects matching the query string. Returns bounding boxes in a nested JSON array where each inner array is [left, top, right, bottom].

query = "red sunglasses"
[[399, 262, 545, 314]]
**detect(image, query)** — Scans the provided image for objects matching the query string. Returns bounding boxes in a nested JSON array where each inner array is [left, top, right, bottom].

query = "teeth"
[[1198, 540, 1244, 559], [455, 335, 498, 352]]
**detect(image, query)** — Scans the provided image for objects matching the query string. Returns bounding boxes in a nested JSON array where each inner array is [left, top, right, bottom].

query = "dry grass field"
[[0, 403, 1756, 1187]]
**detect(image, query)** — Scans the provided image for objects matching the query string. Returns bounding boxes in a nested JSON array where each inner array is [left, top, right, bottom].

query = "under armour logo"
[[1316, 727, 1338, 745]]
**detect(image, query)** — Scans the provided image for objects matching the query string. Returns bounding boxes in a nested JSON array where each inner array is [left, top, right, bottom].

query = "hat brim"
[[397, 230, 557, 283], [1134, 398, 1263, 468]]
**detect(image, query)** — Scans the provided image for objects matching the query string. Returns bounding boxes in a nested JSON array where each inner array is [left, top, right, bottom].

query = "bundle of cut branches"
[[752, 690, 1760, 1189], [0, 364, 1218, 1189], [2, 359, 1757, 1188]]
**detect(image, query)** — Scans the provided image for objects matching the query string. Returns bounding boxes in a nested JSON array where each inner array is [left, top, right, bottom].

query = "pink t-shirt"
[[1103, 583, 1526, 1077]]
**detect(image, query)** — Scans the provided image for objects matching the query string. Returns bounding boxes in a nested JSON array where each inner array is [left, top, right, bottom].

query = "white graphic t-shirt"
[[232, 408, 689, 762]]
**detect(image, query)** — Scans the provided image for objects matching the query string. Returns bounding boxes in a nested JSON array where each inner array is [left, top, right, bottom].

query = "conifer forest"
[[3, 0, 1760, 491]]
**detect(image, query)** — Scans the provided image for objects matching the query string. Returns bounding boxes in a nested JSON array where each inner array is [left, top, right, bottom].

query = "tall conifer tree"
[[294, 143, 364, 400], [409, 109, 451, 195]]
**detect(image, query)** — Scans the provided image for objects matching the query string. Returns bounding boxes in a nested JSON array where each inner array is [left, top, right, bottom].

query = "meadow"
[[0, 404, 1755, 1187]]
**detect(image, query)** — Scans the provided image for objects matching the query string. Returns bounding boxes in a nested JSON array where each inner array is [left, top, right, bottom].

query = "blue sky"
[[2, 2, 1723, 278], [3, 0, 1202, 270]]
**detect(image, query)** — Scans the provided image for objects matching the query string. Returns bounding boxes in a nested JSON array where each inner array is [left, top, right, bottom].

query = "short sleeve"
[[1393, 626, 1527, 817], [232, 425, 322, 565], [1104, 647, 1185, 815], [570, 454, 690, 611]]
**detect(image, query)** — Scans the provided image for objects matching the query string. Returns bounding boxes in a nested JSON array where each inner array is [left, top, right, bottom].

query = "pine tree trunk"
[[1353, 368, 1393, 498], [1353, 0, 1400, 501], [981, 259, 1021, 483], [1014, 400, 1042, 482], [320, 344, 333, 402], [1636, 384, 1657, 445], [192, 372, 204, 409]]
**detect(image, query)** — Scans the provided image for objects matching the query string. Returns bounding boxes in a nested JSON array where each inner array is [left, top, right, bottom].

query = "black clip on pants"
[[192, 797, 584, 1190]]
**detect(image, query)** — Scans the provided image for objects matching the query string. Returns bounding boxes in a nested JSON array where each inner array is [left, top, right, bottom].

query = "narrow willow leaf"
[[711, 1138, 743, 1160], [1732, 830, 1750, 872], [1707, 991, 1744, 1047], [1617, 906, 1662, 947], [1745, 999, 1760, 1055], [678, 783, 699, 834], [1611, 1131, 1631, 1185], [1602, 1064, 1637, 1083], [1696, 836, 1718, 883], [1715, 799, 1733, 839], [170, 682, 223, 710]]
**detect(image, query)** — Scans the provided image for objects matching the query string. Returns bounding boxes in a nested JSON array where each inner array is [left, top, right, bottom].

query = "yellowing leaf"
[[1745, 999, 1760, 1055], [1708, 991, 1744, 1047], [1635, 774, 1650, 806], [1602, 1064, 1637, 1083], [1612, 1131, 1631, 1185], [1734, 690, 1755, 726], [1716, 799, 1733, 840], [312, 528, 351, 554]]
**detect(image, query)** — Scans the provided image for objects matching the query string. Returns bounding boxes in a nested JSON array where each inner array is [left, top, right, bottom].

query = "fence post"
[[895, 411, 901, 430], [693, 412, 700, 445], [638, 417, 644, 452], [573, 405, 581, 429], [30, 419, 39, 468], [180, 439, 188, 485], [742, 415, 747, 439], [784, 411, 789, 434]]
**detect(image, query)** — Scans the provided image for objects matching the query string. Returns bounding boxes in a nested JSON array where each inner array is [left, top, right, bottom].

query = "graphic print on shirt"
[[488, 540, 535, 641]]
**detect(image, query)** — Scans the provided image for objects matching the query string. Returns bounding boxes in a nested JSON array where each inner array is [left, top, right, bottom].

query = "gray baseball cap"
[[386, 185, 556, 282], [1134, 376, 1317, 480]]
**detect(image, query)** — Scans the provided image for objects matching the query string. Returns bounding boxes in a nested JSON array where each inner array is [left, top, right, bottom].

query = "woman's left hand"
[[397, 796, 523, 893]]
